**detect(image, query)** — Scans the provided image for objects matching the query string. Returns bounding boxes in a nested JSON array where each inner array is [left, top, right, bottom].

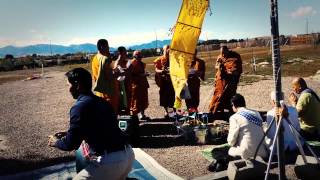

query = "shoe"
[[140, 115, 151, 121], [207, 160, 217, 172], [215, 162, 227, 172]]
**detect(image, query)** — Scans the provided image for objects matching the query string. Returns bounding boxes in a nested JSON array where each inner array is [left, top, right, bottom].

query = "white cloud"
[[289, 6, 317, 18], [108, 29, 171, 47], [29, 29, 37, 33]]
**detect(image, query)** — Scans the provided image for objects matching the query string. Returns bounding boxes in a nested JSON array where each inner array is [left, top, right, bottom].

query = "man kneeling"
[[48, 68, 134, 179], [208, 94, 267, 172]]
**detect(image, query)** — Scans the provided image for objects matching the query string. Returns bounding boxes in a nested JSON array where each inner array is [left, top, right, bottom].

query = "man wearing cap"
[[130, 50, 150, 119], [209, 46, 242, 114]]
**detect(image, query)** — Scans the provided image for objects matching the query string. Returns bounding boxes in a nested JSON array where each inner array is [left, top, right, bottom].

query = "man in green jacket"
[[289, 77, 320, 140]]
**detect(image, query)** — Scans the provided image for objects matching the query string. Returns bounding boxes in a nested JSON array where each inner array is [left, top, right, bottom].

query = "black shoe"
[[215, 162, 227, 172], [140, 115, 151, 121], [207, 160, 217, 172]]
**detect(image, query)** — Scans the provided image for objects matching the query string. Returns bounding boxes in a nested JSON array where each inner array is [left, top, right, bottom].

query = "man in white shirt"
[[266, 91, 301, 151], [227, 93, 268, 159], [208, 94, 267, 172]]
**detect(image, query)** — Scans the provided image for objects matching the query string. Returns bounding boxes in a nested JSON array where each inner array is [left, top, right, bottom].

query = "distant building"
[[289, 33, 320, 46]]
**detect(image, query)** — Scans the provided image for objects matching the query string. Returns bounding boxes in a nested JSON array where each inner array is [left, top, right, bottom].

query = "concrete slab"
[[133, 148, 183, 180], [0, 148, 182, 180], [227, 158, 266, 180], [294, 155, 320, 179], [193, 170, 228, 180]]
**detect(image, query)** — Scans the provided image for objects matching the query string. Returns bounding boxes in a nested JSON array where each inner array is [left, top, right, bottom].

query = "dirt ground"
[[0, 69, 319, 179]]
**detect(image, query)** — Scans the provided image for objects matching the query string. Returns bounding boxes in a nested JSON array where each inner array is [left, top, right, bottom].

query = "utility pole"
[[50, 40, 53, 56], [155, 30, 158, 49], [306, 18, 309, 35]]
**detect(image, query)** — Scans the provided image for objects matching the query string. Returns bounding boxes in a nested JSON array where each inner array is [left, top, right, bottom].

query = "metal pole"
[[270, 0, 285, 179]]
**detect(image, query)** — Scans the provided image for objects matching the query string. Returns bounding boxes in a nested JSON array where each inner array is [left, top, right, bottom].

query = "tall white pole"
[[270, 0, 285, 179]]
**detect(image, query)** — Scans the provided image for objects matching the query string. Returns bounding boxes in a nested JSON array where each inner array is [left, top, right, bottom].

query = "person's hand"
[[289, 92, 298, 106], [48, 135, 58, 147], [276, 106, 289, 120]]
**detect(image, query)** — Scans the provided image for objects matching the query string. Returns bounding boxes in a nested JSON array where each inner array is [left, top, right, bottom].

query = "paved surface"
[[0, 148, 182, 180]]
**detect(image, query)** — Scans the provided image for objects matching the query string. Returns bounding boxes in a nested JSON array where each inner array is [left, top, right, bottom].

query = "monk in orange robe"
[[154, 45, 175, 118], [129, 50, 149, 117], [114, 46, 132, 115], [91, 39, 120, 113], [209, 46, 242, 113], [186, 50, 206, 112]]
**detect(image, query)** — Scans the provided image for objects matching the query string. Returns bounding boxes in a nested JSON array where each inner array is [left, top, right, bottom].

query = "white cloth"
[[227, 107, 268, 159], [266, 106, 301, 151], [73, 145, 135, 180]]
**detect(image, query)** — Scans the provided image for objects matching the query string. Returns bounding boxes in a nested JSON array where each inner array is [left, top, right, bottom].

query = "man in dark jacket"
[[48, 68, 134, 179]]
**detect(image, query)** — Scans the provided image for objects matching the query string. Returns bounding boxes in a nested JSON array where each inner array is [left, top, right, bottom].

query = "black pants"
[[208, 146, 240, 172]]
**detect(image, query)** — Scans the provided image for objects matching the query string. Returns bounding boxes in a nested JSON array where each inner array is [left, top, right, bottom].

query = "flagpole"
[[270, 0, 285, 179]]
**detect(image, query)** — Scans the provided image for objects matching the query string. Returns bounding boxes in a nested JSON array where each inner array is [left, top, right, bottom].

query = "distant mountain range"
[[0, 39, 172, 58], [128, 40, 171, 50]]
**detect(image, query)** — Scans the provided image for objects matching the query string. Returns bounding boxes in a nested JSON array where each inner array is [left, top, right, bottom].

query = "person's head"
[[291, 77, 308, 94], [118, 46, 127, 57], [220, 45, 229, 56], [163, 45, 170, 57], [65, 68, 92, 99], [133, 50, 142, 60], [231, 93, 246, 112], [270, 91, 284, 107], [97, 39, 110, 56]]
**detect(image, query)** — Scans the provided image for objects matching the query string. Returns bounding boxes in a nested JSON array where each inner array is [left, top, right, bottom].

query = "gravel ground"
[[0, 70, 319, 178]]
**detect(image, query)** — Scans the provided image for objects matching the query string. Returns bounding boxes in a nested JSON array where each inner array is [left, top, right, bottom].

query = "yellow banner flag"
[[170, 0, 209, 108]]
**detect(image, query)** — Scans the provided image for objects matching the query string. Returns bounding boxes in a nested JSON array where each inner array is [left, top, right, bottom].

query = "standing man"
[[209, 46, 242, 114], [185, 49, 205, 112], [130, 50, 150, 119], [114, 46, 132, 115], [289, 77, 320, 140], [91, 39, 120, 113], [154, 45, 176, 118], [48, 68, 134, 179]]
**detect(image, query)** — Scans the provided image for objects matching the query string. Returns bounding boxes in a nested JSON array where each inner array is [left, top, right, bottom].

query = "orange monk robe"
[[91, 54, 120, 113], [154, 56, 175, 108], [129, 59, 149, 115], [186, 57, 205, 110], [114, 59, 132, 114], [209, 51, 242, 113]]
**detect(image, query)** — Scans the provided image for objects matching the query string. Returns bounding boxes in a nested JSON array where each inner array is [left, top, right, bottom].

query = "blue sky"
[[0, 0, 319, 47]]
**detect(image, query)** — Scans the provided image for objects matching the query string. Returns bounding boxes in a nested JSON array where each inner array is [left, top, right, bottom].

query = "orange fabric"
[[186, 57, 205, 109], [153, 56, 169, 71], [91, 55, 119, 113], [209, 51, 242, 113], [130, 59, 149, 115], [154, 56, 175, 108]]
